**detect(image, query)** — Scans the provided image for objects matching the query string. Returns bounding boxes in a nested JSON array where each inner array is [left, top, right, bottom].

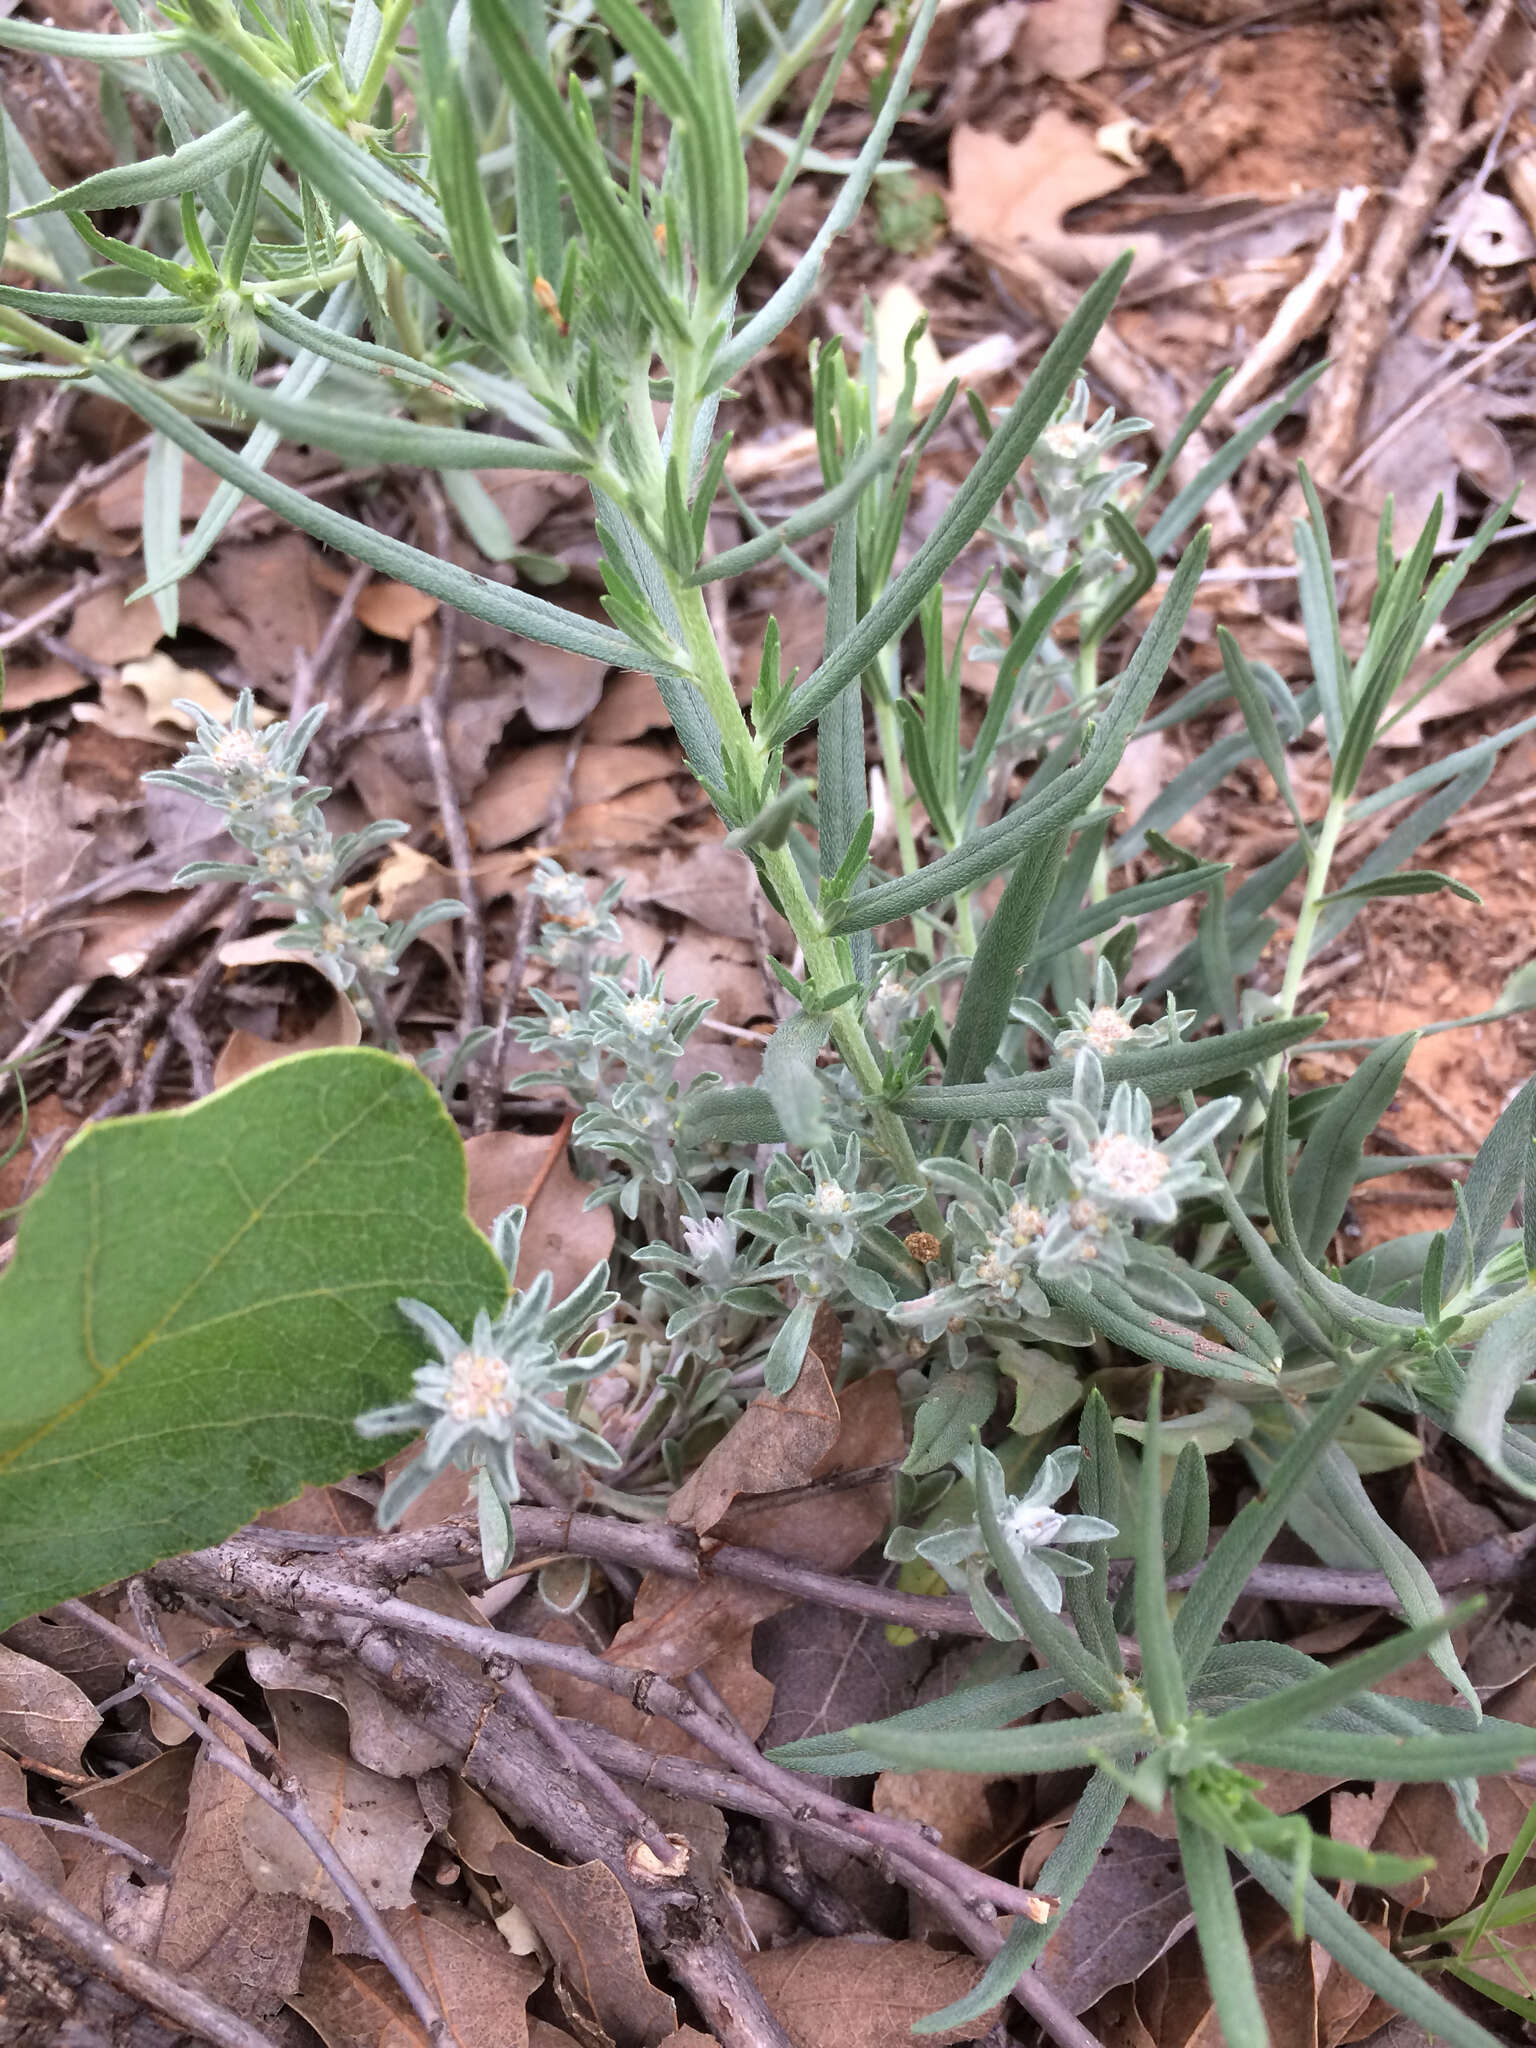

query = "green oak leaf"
[[0, 1048, 504, 1627]]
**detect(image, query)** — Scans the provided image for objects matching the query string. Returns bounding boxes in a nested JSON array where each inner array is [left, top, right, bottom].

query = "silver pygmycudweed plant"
[[146, 690, 464, 1025], [9, 0, 1536, 2041], [357, 1203, 624, 1573]]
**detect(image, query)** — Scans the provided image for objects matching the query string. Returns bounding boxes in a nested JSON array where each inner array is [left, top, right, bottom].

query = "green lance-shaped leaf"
[[1173, 1351, 1387, 1679], [833, 529, 1210, 932], [895, 1011, 1321, 1125], [87, 361, 650, 670], [941, 829, 1068, 1103], [1031, 858, 1230, 964], [1453, 1291, 1536, 1499], [214, 379, 589, 473], [1142, 359, 1328, 559], [12, 105, 263, 214], [1174, 1791, 1267, 2048], [764, 256, 1133, 747], [471, 0, 688, 346], [1289, 1030, 1416, 1264], [1319, 869, 1481, 907], [183, 37, 481, 336], [1133, 1379, 1188, 1730], [0, 16, 173, 57], [0, 284, 207, 326], [1242, 1848, 1512, 2048], [0, 1049, 505, 1631], [770, 1669, 1067, 1779], [1445, 1074, 1536, 1298], [844, 1707, 1151, 1776]]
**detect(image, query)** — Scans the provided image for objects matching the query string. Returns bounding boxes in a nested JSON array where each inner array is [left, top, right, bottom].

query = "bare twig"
[[7, 433, 152, 566], [0, 1840, 279, 2048], [134, 894, 256, 1111], [0, 1809, 170, 1881], [0, 385, 75, 547], [1295, 0, 1519, 493], [152, 1549, 794, 2048], [60, 1600, 452, 2048]]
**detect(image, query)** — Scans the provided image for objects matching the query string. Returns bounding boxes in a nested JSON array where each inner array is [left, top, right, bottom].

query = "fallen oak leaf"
[[0, 1640, 101, 1773], [462, 1127, 615, 1301], [489, 1839, 677, 2048], [743, 1936, 1000, 2048]]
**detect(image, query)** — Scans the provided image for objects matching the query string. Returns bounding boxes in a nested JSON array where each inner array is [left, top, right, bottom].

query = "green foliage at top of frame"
[[0, 1048, 504, 1628]]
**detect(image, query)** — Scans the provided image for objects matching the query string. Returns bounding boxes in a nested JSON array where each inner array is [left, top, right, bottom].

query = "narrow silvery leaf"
[[1316, 754, 1494, 952], [1143, 362, 1328, 557], [817, 516, 867, 966], [1297, 1447, 1477, 1711], [1445, 1075, 1536, 1298], [1242, 1850, 1511, 2048], [1133, 1381, 1187, 1730], [838, 528, 1207, 929], [0, 284, 204, 326], [1034, 859, 1229, 963], [709, 0, 939, 389], [1173, 1352, 1387, 1678], [847, 1709, 1150, 1775], [1453, 1292, 1536, 1501], [15, 106, 260, 214], [897, 1012, 1320, 1124], [1174, 1796, 1267, 2048], [914, 1768, 1127, 2033], [770, 1669, 1065, 1778], [215, 381, 588, 472], [761, 1012, 831, 1150], [1319, 868, 1481, 906], [90, 362, 651, 669], [141, 431, 183, 637], [1041, 1275, 1265, 1387], [0, 16, 172, 56], [1290, 1031, 1416, 1264]]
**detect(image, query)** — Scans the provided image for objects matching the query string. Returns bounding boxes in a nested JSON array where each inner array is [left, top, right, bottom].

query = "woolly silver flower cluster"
[[145, 690, 462, 1003], [886, 1441, 1118, 1629], [893, 1057, 1238, 1361], [528, 857, 625, 999], [356, 1204, 624, 1570], [513, 958, 736, 1218]]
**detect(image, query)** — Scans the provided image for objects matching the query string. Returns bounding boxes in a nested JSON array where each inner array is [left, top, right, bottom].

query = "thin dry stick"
[[0, 384, 75, 546], [167, 1543, 1051, 1929], [0, 1809, 169, 1880], [289, 560, 371, 726], [7, 433, 152, 565], [59, 1601, 451, 2048], [1295, 0, 1519, 494], [0, 565, 133, 652], [154, 1554, 793, 2048], [134, 894, 256, 1111], [0, 1839, 278, 2048], [495, 1658, 675, 1862]]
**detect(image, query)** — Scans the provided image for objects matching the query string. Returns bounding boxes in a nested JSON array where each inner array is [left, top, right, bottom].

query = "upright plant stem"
[[1195, 788, 1348, 1267]]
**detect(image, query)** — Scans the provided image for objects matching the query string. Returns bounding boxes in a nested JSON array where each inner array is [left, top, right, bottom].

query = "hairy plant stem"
[[348, 0, 414, 122], [1195, 788, 1349, 1269], [665, 564, 944, 1230]]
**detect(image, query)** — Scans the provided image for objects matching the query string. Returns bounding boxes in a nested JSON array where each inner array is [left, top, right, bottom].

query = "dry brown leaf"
[[949, 111, 1155, 284], [608, 1367, 902, 1678], [657, 931, 770, 1028], [0, 1641, 101, 1772], [657, 2034, 719, 2048], [245, 1638, 466, 1781], [179, 535, 325, 687], [356, 580, 440, 641], [467, 743, 675, 850], [0, 656, 89, 711], [489, 1840, 676, 2048], [560, 781, 682, 854], [666, 1352, 841, 1539], [0, 1750, 65, 1884], [533, 1621, 774, 1768], [213, 992, 363, 1087], [1034, 1825, 1194, 2015], [462, 1130, 615, 1299], [446, 1778, 518, 1877], [70, 1744, 199, 1870], [872, 1768, 1015, 1868], [743, 1937, 998, 2048], [76, 653, 262, 749], [515, 643, 608, 732], [588, 671, 669, 743], [632, 846, 766, 943], [291, 1897, 542, 2048], [155, 1738, 309, 2017], [1379, 628, 1521, 749], [240, 1692, 435, 1911], [67, 585, 162, 665], [1015, 0, 1116, 79]]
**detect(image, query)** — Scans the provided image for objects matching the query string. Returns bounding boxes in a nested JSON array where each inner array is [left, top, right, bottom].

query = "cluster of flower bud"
[[146, 691, 462, 1006]]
